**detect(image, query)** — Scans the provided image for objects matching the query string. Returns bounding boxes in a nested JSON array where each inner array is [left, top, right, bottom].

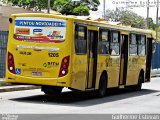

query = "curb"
[[0, 85, 40, 92]]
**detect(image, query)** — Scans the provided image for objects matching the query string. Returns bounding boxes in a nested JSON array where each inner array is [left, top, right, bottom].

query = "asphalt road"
[[0, 77, 160, 114]]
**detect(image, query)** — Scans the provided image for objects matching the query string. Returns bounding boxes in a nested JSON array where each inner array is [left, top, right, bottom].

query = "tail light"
[[8, 52, 15, 74], [59, 56, 70, 77]]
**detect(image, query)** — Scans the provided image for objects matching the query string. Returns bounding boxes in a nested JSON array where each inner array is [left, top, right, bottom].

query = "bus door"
[[119, 34, 128, 85], [145, 38, 152, 82], [87, 29, 98, 89]]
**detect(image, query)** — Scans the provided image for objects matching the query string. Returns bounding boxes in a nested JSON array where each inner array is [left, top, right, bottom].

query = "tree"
[[52, 0, 100, 16], [105, 8, 146, 29], [6, 0, 54, 11], [52, 0, 91, 15], [147, 17, 156, 30], [6, 0, 100, 15], [105, 8, 122, 22]]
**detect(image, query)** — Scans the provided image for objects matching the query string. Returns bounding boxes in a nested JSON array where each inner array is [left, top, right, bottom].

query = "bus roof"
[[74, 17, 151, 34]]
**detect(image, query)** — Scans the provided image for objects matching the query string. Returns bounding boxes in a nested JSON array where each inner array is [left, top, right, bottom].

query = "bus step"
[[85, 88, 95, 91], [119, 85, 125, 89]]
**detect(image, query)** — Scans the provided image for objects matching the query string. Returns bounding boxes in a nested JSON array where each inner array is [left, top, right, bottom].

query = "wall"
[[152, 42, 160, 69], [0, 6, 42, 31]]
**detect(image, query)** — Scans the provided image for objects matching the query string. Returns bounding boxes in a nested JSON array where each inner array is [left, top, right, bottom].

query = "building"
[[0, 5, 42, 31]]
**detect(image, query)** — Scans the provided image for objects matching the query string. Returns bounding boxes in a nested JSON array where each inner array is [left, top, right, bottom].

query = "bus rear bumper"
[[5, 71, 70, 87]]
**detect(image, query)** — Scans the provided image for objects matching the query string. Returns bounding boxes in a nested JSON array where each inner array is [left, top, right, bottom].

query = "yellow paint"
[[119, 57, 124, 85]]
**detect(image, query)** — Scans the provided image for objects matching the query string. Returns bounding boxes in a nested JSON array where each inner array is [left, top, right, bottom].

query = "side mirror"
[[9, 18, 13, 23]]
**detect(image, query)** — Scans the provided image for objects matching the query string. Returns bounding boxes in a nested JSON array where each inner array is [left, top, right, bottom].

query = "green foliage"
[[52, 0, 100, 16], [105, 8, 146, 29], [105, 8, 122, 22], [7, 0, 54, 11], [7, 0, 100, 15], [52, 0, 74, 15], [73, 5, 89, 16], [147, 17, 156, 30]]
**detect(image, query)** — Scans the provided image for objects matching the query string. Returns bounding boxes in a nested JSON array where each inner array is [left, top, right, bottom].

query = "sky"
[[90, 0, 159, 22], [0, 0, 159, 21]]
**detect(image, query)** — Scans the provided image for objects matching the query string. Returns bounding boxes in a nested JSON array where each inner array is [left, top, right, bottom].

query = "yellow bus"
[[6, 13, 154, 97]]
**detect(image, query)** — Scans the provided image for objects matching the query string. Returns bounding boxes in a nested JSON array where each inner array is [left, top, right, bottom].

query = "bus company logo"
[[47, 31, 64, 39], [48, 53, 59, 57], [15, 28, 30, 35], [43, 62, 59, 68]]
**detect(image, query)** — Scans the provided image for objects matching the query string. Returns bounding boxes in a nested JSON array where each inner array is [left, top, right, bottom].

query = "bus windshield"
[[14, 17, 66, 43]]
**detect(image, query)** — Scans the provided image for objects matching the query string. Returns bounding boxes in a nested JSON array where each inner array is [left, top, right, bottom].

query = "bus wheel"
[[131, 73, 143, 91], [41, 86, 62, 96], [97, 75, 107, 97]]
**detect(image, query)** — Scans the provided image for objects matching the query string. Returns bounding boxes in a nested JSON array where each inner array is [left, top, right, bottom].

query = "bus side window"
[[110, 31, 120, 55], [138, 35, 146, 56], [99, 30, 110, 54], [129, 34, 138, 56], [75, 25, 87, 54]]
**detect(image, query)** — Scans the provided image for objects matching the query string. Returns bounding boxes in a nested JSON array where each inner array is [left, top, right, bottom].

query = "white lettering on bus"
[[16, 45, 60, 52]]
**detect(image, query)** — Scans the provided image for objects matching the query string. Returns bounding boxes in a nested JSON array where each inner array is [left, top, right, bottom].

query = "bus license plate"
[[32, 72, 42, 76]]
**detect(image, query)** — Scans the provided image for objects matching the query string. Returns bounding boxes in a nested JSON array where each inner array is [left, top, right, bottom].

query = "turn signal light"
[[59, 56, 70, 77], [8, 52, 15, 74]]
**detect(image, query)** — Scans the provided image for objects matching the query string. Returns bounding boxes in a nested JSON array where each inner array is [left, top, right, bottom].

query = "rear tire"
[[96, 75, 107, 98], [41, 86, 62, 96], [131, 73, 143, 91]]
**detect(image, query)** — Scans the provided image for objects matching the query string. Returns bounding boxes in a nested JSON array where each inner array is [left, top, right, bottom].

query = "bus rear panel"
[[6, 14, 73, 87]]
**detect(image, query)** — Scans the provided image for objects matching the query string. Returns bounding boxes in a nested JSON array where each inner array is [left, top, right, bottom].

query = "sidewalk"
[[0, 79, 40, 92], [151, 69, 160, 77]]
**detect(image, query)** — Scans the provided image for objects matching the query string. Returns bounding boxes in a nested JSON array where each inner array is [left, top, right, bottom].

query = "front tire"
[[97, 75, 107, 97], [41, 86, 62, 96]]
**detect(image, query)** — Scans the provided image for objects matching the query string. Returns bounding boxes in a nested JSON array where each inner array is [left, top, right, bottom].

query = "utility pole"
[[147, 0, 149, 29], [103, 0, 106, 19], [126, 0, 129, 11], [156, 0, 159, 40], [156, 0, 159, 69], [47, 0, 50, 14]]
